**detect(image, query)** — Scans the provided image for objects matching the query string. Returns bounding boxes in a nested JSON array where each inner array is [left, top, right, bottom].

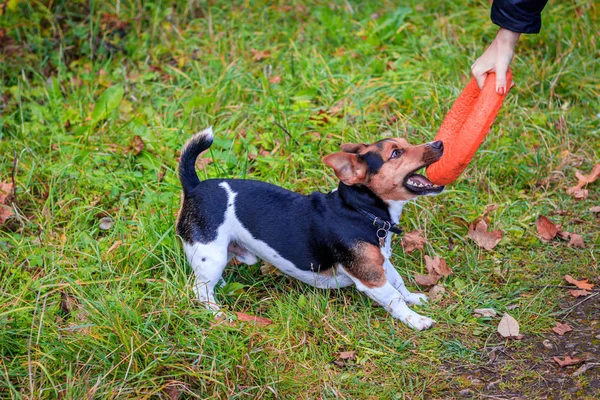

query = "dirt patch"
[[439, 294, 600, 399]]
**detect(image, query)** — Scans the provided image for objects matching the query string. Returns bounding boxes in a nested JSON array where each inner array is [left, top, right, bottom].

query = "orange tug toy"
[[426, 69, 513, 186]]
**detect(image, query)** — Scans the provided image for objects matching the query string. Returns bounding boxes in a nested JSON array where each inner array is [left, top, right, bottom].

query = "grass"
[[0, 0, 599, 398]]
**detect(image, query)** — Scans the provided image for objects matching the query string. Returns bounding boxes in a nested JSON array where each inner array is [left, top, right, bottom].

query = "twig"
[[573, 362, 600, 377], [273, 121, 300, 146], [10, 149, 18, 200], [558, 292, 600, 318]]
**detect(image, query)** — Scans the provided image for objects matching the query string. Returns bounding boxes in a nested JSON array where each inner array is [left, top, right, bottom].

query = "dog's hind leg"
[[183, 241, 228, 311]]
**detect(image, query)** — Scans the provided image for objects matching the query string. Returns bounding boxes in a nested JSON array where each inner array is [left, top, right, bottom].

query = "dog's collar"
[[353, 207, 403, 246]]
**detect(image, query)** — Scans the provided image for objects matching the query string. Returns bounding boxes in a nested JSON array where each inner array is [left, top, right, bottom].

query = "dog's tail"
[[179, 126, 214, 193]]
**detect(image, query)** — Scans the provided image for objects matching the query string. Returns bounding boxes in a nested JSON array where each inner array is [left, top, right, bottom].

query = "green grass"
[[1, 0, 599, 398]]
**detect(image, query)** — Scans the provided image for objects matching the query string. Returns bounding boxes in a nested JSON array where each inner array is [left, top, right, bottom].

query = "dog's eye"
[[390, 149, 403, 159]]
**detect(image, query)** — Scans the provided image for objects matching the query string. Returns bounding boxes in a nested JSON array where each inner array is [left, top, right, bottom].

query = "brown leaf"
[[568, 233, 585, 248], [557, 230, 571, 240], [401, 230, 427, 253], [590, 206, 600, 213], [483, 204, 499, 218], [552, 322, 573, 336], [328, 99, 345, 116], [468, 218, 502, 250], [414, 273, 440, 287], [536, 215, 558, 241], [575, 164, 600, 185], [338, 351, 356, 360], [425, 255, 452, 277], [269, 75, 281, 84], [0, 181, 14, 225], [497, 313, 522, 339], [164, 382, 182, 400], [569, 289, 591, 298], [195, 157, 213, 168], [567, 164, 600, 199], [157, 166, 166, 183], [553, 356, 585, 367], [251, 49, 270, 61], [414, 256, 451, 287], [566, 187, 588, 200], [564, 275, 594, 290], [129, 135, 145, 155], [428, 285, 445, 302], [234, 312, 273, 327]]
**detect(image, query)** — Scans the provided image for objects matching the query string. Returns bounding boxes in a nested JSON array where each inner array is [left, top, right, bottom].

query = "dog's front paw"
[[405, 293, 428, 306], [404, 312, 435, 331]]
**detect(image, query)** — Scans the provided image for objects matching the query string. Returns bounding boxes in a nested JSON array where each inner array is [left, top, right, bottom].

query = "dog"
[[176, 127, 444, 330]]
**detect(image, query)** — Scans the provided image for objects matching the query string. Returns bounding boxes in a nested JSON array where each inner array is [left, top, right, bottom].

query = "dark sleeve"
[[491, 0, 549, 34]]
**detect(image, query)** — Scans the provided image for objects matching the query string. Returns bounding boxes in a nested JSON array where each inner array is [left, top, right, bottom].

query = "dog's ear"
[[340, 143, 367, 154], [322, 152, 367, 185]]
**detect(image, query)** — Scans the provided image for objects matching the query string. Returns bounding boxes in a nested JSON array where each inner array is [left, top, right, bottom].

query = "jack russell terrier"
[[177, 127, 444, 330]]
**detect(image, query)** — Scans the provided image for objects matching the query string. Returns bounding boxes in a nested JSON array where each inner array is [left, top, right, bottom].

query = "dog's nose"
[[430, 141, 444, 151]]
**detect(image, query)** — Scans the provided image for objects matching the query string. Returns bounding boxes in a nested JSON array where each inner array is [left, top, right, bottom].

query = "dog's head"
[[323, 138, 444, 201]]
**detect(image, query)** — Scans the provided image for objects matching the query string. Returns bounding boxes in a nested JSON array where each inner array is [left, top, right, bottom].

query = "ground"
[[0, 0, 599, 399]]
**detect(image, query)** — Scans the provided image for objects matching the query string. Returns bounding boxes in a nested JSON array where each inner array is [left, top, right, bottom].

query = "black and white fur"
[[177, 127, 444, 330]]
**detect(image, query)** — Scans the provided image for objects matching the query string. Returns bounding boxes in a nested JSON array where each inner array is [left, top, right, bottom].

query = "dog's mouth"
[[403, 169, 444, 195]]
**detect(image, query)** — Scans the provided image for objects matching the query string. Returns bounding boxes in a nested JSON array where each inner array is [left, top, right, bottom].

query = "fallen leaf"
[[414, 256, 452, 287], [483, 204, 499, 218], [536, 215, 558, 241], [251, 49, 270, 61], [428, 285, 445, 302], [557, 230, 571, 240], [338, 351, 356, 360], [553, 356, 585, 367], [157, 166, 166, 183], [566, 187, 588, 200], [0, 181, 14, 225], [195, 157, 213, 168], [468, 218, 502, 250], [473, 308, 497, 318], [590, 206, 600, 213], [401, 230, 427, 253], [98, 217, 113, 230], [129, 135, 145, 155], [568, 233, 585, 248], [164, 382, 182, 400], [234, 312, 273, 327], [414, 273, 440, 287], [575, 164, 600, 185], [425, 255, 452, 277], [569, 289, 591, 298], [552, 322, 573, 336], [567, 164, 600, 199], [269, 75, 281, 84], [564, 275, 594, 290], [497, 313, 523, 339], [328, 99, 345, 116]]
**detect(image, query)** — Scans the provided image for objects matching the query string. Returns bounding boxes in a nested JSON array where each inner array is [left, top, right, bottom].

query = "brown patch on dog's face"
[[323, 138, 444, 201], [343, 242, 386, 288]]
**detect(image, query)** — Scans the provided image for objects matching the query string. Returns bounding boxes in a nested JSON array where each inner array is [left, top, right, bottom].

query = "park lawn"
[[0, 0, 598, 398]]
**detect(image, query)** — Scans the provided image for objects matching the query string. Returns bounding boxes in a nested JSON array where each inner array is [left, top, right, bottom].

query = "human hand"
[[471, 28, 521, 94]]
